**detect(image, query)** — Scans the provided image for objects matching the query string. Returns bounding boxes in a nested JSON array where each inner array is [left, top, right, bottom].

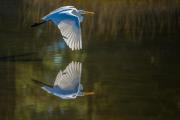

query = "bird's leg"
[[32, 79, 53, 87], [31, 21, 46, 27], [83, 92, 95, 96]]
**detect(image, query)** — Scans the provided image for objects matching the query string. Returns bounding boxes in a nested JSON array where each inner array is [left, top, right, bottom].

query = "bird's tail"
[[32, 79, 53, 87], [31, 21, 46, 27]]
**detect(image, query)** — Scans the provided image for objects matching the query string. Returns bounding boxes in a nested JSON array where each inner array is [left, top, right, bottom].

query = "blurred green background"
[[0, 0, 180, 120]]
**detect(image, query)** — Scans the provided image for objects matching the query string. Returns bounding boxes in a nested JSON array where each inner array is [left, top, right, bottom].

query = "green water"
[[0, 0, 180, 120]]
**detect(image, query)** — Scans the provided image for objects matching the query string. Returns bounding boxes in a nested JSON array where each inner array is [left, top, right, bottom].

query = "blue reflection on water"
[[52, 55, 63, 64], [45, 39, 67, 65], [48, 40, 66, 52]]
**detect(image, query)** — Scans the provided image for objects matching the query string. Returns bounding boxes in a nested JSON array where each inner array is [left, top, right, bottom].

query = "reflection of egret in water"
[[34, 61, 94, 99]]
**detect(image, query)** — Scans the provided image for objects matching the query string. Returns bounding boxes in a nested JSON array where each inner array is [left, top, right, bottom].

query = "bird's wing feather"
[[54, 61, 82, 90], [57, 12, 82, 50]]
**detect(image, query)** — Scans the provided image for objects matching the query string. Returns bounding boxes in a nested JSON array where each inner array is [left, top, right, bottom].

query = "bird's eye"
[[72, 10, 77, 14]]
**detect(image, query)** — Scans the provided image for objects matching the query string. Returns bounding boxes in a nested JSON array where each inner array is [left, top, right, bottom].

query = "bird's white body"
[[42, 6, 84, 50], [43, 6, 84, 22]]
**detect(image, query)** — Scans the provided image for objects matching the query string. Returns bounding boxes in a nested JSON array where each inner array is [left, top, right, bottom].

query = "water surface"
[[0, 0, 180, 120]]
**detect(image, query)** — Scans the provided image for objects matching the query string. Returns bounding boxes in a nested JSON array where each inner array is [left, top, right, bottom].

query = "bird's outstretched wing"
[[54, 61, 82, 90], [57, 11, 82, 50], [42, 7, 82, 50]]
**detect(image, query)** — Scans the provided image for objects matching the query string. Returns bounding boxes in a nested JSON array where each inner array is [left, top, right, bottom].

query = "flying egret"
[[33, 61, 94, 99], [31, 6, 94, 50]]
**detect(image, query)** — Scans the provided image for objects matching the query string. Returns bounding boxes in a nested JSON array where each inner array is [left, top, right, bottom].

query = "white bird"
[[31, 6, 94, 50], [33, 61, 94, 99]]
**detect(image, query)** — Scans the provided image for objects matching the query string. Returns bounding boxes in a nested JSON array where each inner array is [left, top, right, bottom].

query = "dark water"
[[0, 0, 180, 120]]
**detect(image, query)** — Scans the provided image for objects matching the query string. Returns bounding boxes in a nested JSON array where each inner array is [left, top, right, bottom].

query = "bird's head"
[[79, 10, 95, 15]]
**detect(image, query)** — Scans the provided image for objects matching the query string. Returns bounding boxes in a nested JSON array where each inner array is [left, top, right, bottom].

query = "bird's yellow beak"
[[84, 11, 95, 15], [83, 92, 95, 96]]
